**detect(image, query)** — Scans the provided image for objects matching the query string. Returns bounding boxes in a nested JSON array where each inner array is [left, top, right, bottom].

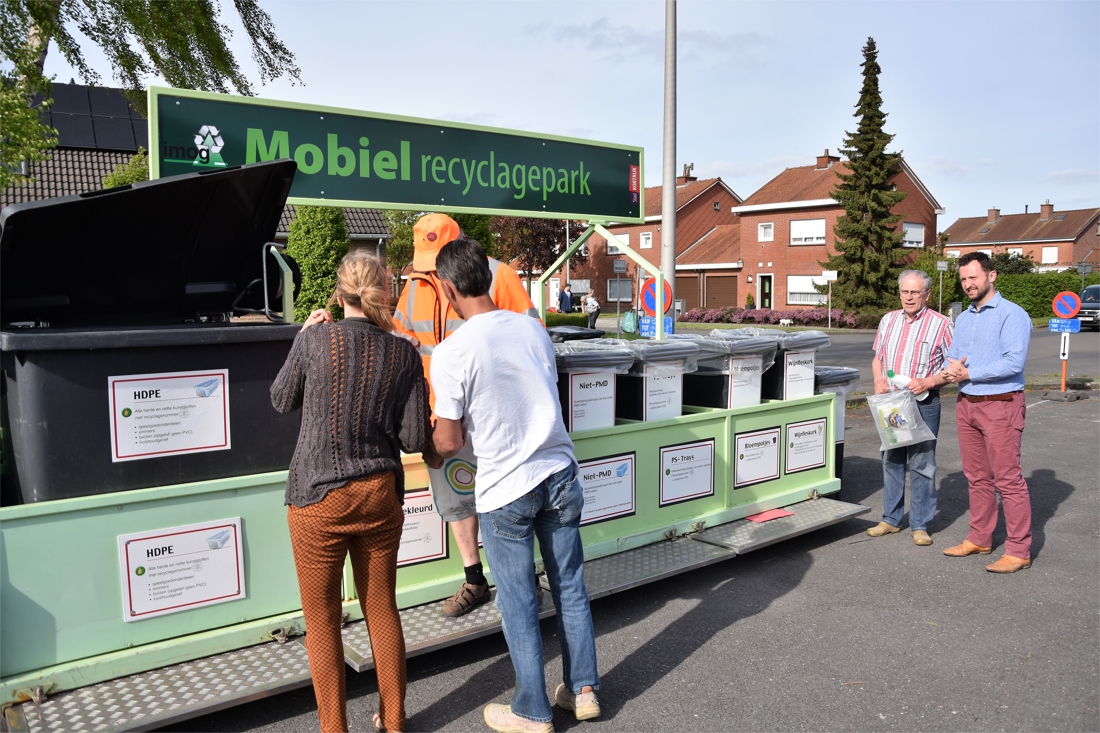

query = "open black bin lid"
[[0, 159, 297, 328]]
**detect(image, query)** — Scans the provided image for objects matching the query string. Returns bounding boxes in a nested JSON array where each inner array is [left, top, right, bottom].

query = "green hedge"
[[544, 312, 588, 327], [996, 271, 1100, 318], [286, 206, 350, 322]]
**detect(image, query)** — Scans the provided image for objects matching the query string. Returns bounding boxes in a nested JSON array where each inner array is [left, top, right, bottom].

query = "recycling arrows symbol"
[[194, 125, 224, 154]]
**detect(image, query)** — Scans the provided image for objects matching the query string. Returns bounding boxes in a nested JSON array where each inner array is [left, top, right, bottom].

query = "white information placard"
[[108, 370, 231, 462], [644, 372, 683, 421], [659, 439, 715, 506], [119, 518, 245, 622], [785, 418, 828, 474], [734, 427, 781, 488], [568, 372, 617, 432], [577, 453, 636, 525], [783, 351, 816, 400], [398, 489, 448, 567], [728, 355, 764, 408]]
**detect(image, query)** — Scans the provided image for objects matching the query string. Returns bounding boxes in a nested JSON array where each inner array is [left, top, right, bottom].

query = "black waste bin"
[[553, 342, 634, 431], [711, 328, 831, 401], [614, 340, 699, 421], [814, 366, 862, 489], [1, 160, 302, 504], [670, 334, 778, 409], [546, 325, 605, 342]]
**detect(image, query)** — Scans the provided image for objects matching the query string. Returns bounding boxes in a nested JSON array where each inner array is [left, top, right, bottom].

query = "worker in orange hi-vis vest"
[[392, 213, 540, 618]]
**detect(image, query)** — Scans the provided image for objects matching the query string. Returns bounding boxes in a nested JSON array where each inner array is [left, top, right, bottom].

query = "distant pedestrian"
[[558, 283, 574, 312], [941, 251, 1033, 573], [584, 288, 601, 329], [866, 270, 953, 546], [425, 237, 600, 733]]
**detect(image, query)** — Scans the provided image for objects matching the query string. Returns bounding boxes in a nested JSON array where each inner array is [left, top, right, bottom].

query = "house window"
[[978, 249, 993, 256], [607, 278, 632, 302], [902, 222, 925, 248], [607, 232, 627, 255], [786, 275, 827, 305], [758, 223, 774, 242], [1042, 246, 1059, 264], [713, 201, 720, 211], [946, 250, 960, 258], [1008, 248, 1023, 256], [790, 219, 826, 245], [640, 232, 653, 249]]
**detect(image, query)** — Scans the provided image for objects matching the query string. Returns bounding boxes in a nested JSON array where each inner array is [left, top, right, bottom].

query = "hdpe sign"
[[149, 87, 644, 222]]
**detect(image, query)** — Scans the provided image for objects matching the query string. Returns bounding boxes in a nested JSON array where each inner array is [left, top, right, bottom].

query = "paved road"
[[164, 396, 1100, 732], [669, 324, 1100, 395]]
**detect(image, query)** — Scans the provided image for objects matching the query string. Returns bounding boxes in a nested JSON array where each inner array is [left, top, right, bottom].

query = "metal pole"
[[827, 283, 832, 330], [616, 273, 622, 338], [939, 270, 943, 314], [565, 220, 570, 292], [659, 0, 677, 339]]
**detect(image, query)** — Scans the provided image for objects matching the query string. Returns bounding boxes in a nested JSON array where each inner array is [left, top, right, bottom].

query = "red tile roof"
[[278, 205, 390, 239], [741, 163, 847, 206], [740, 159, 941, 211], [677, 224, 741, 266], [943, 208, 1100, 245], [643, 178, 742, 217]]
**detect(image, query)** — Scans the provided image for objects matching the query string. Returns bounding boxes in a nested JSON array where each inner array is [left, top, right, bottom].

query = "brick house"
[[730, 150, 943, 309], [941, 203, 1100, 272], [563, 168, 743, 312]]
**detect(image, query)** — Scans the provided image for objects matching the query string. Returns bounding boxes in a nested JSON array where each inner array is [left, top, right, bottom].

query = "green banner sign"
[[148, 87, 644, 222]]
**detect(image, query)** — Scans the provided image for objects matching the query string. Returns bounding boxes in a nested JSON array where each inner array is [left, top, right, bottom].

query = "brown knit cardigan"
[[270, 317, 429, 508]]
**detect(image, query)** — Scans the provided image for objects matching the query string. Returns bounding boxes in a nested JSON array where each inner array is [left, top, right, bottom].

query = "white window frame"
[[607, 278, 632, 302], [901, 222, 925, 248], [758, 223, 774, 242], [946, 250, 960, 258], [607, 232, 627, 255], [1041, 246, 1059, 264], [978, 249, 993, 256], [1007, 248, 1023, 257], [640, 232, 653, 249], [786, 275, 828, 305], [789, 218, 826, 245]]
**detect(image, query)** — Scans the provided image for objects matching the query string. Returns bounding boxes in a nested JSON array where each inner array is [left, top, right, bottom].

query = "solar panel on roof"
[[133, 122, 149, 149], [88, 87, 130, 118], [51, 113, 96, 148], [49, 84, 91, 115], [92, 117, 137, 151]]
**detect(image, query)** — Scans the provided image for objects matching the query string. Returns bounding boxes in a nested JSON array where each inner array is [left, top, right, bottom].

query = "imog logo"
[[193, 125, 226, 167]]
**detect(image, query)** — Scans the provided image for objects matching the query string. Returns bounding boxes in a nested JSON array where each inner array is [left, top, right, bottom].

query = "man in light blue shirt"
[[941, 252, 1033, 573]]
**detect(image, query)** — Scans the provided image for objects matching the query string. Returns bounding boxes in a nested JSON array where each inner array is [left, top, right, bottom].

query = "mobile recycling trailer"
[[0, 87, 867, 733]]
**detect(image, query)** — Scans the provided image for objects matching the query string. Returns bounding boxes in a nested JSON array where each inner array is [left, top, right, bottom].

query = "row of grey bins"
[[548, 326, 861, 480]]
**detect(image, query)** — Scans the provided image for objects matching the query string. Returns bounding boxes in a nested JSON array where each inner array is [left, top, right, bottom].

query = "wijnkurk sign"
[[149, 87, 644, 222]]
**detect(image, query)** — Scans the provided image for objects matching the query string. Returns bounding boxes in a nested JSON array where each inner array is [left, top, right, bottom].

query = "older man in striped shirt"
[[867, 270, 954, 546]]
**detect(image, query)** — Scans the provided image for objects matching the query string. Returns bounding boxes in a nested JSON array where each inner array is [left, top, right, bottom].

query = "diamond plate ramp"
[[690, 497, 870, 555], [14, 639, 312, 733]]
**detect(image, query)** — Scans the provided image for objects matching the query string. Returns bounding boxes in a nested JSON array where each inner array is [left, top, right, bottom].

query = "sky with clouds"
[[41, 0, 1100, 229]]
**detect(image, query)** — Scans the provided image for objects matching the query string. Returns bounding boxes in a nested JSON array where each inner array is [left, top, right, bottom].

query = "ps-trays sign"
[[149, 87, 644, 223]]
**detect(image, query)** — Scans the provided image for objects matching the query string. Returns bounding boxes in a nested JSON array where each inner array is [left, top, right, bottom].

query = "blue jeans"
[[881, 391, 941, 532], [479, 464, 600, 723]]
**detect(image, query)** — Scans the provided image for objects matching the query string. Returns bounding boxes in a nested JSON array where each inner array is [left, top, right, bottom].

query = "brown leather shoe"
[[866, 521, 901, 537], [441, 581, 490, 617], [986, 555, 1031, 573], [942, 540, 993, 557]]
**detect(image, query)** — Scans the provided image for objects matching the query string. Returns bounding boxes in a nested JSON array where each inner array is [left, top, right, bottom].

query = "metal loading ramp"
[[3, 498, 866, 733]]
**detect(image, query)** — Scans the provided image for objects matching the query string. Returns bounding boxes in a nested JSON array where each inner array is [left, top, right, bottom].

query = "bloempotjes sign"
[[149, 87, 644, 222]]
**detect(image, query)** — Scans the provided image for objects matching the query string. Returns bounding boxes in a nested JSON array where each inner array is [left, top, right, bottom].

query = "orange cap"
[[412, 213, 462, 271]]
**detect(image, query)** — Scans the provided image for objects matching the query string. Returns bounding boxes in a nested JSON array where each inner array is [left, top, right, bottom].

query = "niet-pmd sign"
[[149, 87, 644, 222]]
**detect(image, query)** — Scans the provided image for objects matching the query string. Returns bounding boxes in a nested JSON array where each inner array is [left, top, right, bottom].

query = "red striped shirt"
[[873, 307, 954, 380]]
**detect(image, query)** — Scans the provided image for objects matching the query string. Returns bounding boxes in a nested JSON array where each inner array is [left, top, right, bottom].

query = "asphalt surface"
[[163, 395, 1100, 733], [669, 324, 1100, 394]]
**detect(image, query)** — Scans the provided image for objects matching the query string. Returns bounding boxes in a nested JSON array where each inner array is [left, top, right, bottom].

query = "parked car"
[[1080, 284, 1100, 330]]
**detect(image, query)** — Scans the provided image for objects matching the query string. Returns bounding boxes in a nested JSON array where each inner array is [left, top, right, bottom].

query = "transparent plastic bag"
[[866, 390, 935, 451]]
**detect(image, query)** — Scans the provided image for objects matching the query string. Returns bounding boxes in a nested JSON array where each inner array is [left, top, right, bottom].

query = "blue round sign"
[[640, 277, 674, 316], [1052, 291, 1081, 319]]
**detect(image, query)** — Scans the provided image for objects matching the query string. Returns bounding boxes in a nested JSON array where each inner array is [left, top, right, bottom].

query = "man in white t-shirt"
[[426, 236, 600, 733]]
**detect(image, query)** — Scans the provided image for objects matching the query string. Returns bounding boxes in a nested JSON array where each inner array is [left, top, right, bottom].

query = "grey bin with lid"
[[613, 340, 700, 421], [553, 341, 634, 432], [814, 366, 862, 489], [0, 160, 303, 505], [710, 328, 831, 401], [669, 334, 778, 409]]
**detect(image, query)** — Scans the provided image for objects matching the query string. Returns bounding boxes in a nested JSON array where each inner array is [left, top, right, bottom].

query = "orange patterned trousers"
[[288, 473, 407, 732]]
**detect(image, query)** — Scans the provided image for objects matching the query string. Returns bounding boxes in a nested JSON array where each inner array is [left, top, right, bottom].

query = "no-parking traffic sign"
[[1052, 291, 1081, 319], [640, 277, 674, 316]]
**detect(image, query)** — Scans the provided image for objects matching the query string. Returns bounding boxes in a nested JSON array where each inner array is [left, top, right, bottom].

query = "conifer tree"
[[822, 37, 908, 310]]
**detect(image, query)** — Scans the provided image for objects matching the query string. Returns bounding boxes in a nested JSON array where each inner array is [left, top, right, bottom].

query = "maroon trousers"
[[955, 393, 1032, 559]]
